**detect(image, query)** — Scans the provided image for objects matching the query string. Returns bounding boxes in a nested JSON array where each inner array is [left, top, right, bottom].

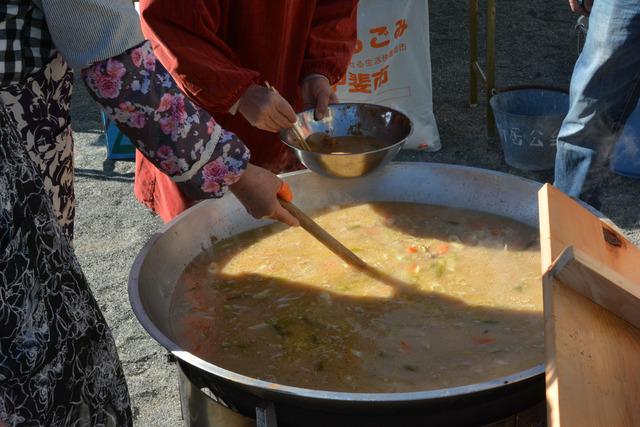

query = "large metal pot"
[[129, 163, 546, 426]]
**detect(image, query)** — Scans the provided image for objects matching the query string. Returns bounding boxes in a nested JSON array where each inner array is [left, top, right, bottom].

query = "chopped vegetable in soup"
[[170, 203, 543, 393]]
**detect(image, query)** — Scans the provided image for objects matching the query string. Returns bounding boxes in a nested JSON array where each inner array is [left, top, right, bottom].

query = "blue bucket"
[[611, 100, 640, 178], [490, 86, 569, 171]]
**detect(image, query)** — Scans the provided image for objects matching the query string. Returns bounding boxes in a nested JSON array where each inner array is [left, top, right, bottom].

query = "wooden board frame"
[[539, 184, 640, 427]]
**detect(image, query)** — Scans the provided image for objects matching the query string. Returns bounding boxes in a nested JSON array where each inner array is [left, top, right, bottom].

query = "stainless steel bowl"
[[279, 103, 412, 178]]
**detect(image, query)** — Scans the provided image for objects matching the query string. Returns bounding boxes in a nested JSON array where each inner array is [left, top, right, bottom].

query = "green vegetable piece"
[[403, 364, 418, 372], [266, 317, 290, 337], [253, 289, 271, 299], [432, 260, 446, 278]]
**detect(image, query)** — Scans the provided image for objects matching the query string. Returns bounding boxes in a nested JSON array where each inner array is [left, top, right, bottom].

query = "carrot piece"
[[472, 336, 496, 345], [406, 245, 418, 254], [399, 340, 412, 353], [490, 227, 502, 237], [435, 243, 450, 255], [345, 350, 363, 365], [365, 227, 380, 237], [405, 262, 420, 274], [324, 260, 340, 269]]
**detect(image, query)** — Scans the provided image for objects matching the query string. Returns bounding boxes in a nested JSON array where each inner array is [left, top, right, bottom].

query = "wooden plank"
[[538, 184, 640, 427], [543, 275, 640, 427], [538, 184, 640, 281], [548, 247, 640, 330]]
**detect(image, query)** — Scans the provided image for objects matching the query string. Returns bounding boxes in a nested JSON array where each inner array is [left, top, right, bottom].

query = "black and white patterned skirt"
[[0, 53, 75, 240], [0, 63, 132, 426]]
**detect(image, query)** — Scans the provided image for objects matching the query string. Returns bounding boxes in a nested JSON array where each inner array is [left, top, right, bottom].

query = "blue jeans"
[[554, 0, 640, 200]]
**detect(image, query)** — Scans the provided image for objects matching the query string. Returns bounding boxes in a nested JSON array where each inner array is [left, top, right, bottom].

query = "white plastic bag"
[[335, 0, 440, 151]]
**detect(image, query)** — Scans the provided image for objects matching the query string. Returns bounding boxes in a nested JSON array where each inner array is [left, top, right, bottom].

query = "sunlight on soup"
[[170, 203, 543, 393]]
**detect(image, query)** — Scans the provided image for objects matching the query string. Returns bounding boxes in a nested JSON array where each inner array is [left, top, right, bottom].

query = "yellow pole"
[[486, 0, 497, 136]]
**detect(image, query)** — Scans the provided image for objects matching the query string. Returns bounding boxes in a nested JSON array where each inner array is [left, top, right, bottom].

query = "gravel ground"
[[70, 2, 639, 426]]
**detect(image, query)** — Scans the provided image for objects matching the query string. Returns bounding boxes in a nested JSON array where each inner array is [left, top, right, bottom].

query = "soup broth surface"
[[306, 133, 386, 154], [170, 203, 543, 393]]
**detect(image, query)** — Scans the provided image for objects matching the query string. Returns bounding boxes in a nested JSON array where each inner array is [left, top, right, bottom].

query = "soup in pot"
[[169, 203, 543, 393]]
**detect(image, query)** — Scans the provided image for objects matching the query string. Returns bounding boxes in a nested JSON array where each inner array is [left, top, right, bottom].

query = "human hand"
[[301, 75, 338, 120], [237, 84, 297, 132], [229, 163, 299, 226], [568, 0, 593, 15]]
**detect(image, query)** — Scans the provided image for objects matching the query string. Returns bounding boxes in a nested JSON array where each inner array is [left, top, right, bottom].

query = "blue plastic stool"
[[100, 111, 136, 160]]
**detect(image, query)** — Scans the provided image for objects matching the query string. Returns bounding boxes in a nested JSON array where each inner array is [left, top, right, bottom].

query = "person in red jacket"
[[136, 0, 358, 222]]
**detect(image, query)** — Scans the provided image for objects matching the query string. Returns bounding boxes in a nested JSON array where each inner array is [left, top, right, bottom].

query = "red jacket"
[[135, 0, 358, 221]]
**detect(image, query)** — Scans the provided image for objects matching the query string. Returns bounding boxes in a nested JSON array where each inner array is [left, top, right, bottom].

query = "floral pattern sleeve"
[[81, 41, 250, 199]]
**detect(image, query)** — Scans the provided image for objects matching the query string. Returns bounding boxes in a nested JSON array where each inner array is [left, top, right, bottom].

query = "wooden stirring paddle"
[[278, 198, 418, 296], [278, 199, 369, 270], [276, 183, 367, 269]]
